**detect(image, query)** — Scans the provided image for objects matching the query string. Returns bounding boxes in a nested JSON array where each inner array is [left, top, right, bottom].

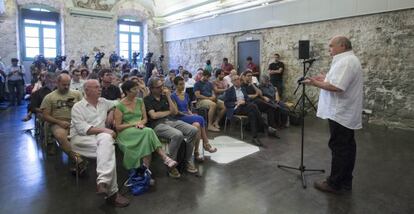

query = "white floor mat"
[[199, 135, 260, 164]]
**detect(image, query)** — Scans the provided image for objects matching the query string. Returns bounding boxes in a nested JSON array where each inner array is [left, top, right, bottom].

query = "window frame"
[[117, 19, 143, 62], [19, 8, 61, 61]]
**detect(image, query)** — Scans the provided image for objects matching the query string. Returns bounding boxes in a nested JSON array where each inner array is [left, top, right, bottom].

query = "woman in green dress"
[[114, 80, 177, 172]]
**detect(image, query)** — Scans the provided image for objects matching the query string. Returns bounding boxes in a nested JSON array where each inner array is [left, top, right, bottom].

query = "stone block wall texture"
[[0, 0, 162, 69], [164, 9, 414, 130]]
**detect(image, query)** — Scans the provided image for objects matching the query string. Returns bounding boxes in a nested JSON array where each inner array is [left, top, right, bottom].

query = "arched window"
[[118, 19, 143, 62], [19, 7, 61, 60]]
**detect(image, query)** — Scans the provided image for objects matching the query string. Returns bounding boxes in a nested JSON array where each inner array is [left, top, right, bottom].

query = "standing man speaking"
[[303, 36, 363, 193]]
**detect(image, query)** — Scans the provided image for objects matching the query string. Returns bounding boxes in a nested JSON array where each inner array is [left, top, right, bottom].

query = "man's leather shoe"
[[314, 180, 341, 194], [96, 183, 108, 196], [106, 192, 130, 208]]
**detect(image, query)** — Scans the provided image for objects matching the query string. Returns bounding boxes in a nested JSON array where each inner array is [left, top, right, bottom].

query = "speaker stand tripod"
[[277, 60, 325, 188]]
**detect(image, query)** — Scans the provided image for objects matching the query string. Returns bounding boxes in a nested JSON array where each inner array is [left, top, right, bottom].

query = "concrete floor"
[[0, 101, 413, 214]]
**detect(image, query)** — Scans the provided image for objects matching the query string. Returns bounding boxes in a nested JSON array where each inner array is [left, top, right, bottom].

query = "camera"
[[54, 55, 67, 70], [81, 54, 90, 67], [109, 52, 119, 68], [143, 52, 153, 63], [94, 52, 105, 65], [132, 51, 140, 65], [33, 54, 48, 68]]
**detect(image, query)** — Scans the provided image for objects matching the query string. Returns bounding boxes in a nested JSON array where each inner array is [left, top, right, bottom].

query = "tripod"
[[277, 60, 325, 188]]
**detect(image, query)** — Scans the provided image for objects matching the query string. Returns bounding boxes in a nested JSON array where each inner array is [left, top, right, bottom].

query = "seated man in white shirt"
[[70, 79, 129, 207]]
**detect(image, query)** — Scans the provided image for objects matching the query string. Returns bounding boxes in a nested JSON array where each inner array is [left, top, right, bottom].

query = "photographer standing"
[[303, 36, 363, 193], [6, 58, 25, 106]]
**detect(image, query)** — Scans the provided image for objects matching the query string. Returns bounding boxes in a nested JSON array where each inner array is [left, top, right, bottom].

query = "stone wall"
[[0, 0, 162, 69], [164, 9, 414, 130]]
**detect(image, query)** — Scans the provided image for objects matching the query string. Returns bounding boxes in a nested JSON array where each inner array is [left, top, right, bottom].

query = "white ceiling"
[[136, 0, 283, 26]]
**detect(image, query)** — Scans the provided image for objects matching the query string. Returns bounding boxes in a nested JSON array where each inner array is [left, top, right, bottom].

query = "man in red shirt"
[[221, 58, 234, 75], [246, 56, 259, 78]]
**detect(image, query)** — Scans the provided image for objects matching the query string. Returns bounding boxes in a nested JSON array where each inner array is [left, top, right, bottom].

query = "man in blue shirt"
[[194, 70, 226, 132]]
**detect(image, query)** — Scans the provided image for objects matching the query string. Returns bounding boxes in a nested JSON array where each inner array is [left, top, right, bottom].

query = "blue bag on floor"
[[124, 167, 151, 196]]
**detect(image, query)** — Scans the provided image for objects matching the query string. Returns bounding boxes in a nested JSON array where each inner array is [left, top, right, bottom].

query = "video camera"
[[32, 54, 48, 69], [94, 52, 105, 65], [132, 51, 140, 65], [54, 55, 67, 70], [81, 54, 90, 67], [143, 52, 153, 64], [109, 52, 119, 68]]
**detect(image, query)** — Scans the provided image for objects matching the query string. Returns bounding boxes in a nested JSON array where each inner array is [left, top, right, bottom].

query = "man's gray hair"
[[83, 79, 99, 91], [260, 74, 270, 84], [231, 75, 240, 82], [335, 36, 352, 50], [148, 77, 161, 88]]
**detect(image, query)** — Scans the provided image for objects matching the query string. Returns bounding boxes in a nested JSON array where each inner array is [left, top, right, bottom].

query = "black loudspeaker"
[[298, 40, 310, 59]]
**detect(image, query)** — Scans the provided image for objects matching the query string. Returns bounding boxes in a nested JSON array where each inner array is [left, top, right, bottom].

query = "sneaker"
[[186, 161, 198, 173], [168, 168, 181, 178]]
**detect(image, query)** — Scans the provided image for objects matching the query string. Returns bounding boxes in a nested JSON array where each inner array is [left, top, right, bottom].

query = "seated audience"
[[146, 67, 160, 86], [246, 56, 260, 78], [242, 70, 282, 133], [32, 70, 47, 93], [259, 75, 289, 128], [213, 69, 229, 100], [99, 69, 121, 100], [80, 68, 89, 81], [70, 79, 129, 207], [144, 78, 198, 178], [204, 60, 213, 73], [177, 65, 184, 76], [164, 69, 176, 91], [171, 76, 217, 162], [194, 70, 226, 132], [40, 73, 84, 170], [193, 68, 204, 82], [224, 75, 277, 146], [23, 72, 56, 122], [183, 70, 196, 89], [223, 69, 237, 87], [65, 59, 76, 72], [221, 58, 234, 75], [114, 80, 177, 177], [70, 69, 85, 93], [130, 74, 149, 98]]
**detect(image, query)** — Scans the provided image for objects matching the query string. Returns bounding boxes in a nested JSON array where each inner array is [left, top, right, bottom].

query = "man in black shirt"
[[268, 53, 285, 97], [99, 69, 121, 100], [241, 71, 279, 138], [144, 78, 198, 178]]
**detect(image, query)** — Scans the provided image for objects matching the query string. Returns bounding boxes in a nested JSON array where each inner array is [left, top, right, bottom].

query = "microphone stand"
[[277, 59, 325, 188]]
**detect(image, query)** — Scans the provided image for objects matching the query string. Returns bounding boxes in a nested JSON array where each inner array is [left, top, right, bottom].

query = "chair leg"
[[240, 119, 244, 140]]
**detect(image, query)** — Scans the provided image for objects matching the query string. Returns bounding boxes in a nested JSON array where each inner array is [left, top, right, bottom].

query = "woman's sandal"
[[164, 156, 178, 168], [194, 151, 204, 162], [203, 143, 217, 153]]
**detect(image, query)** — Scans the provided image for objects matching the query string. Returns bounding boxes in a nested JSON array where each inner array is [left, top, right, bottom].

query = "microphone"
[[303, 56, 320, 63]]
